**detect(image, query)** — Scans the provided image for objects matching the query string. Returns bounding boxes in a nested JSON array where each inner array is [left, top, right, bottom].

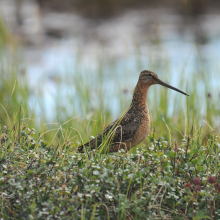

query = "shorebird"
[[78, 70, 188, 153]]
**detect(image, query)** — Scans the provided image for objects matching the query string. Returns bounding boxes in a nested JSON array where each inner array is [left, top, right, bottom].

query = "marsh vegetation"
[[0, 1, 220, 219]]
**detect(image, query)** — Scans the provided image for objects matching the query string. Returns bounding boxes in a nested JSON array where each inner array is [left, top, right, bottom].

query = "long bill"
[[157, 79, 189, 96]]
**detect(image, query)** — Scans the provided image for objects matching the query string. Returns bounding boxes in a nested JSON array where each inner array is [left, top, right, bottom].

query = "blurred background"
[[0, 0, 220, 144]]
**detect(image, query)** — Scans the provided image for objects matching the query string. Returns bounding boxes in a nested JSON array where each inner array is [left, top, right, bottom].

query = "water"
[[25, 36, 220, 121], [26, 38, 220, 122], [1, 0, 220, 121]]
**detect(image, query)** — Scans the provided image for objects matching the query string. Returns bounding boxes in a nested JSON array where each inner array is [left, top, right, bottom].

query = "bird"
[[78, 70, 188, 153]]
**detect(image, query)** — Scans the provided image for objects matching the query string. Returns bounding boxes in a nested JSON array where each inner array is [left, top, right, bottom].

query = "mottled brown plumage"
[[78, 70, 188, 153]]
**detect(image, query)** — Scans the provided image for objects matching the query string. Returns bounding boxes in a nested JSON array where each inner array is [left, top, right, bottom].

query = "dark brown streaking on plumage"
[[78, 70, 188, 153]]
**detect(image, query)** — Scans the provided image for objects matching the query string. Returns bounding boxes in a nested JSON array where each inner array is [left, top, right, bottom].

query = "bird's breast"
[[129, 110, 150, 147]]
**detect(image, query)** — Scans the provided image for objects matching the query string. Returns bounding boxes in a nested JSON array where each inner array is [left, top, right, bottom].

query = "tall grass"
[[0, 18, 29, 126], [0, 16, 220, 149], [30, 57, 220, 149]]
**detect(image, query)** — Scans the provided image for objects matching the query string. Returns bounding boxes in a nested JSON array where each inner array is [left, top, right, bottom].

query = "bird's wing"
[[77, 113, 141, 152], [99, 114, 141, 144]]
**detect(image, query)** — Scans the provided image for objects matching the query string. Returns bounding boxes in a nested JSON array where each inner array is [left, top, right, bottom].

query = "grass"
[[1, 122, 220, 219], [1, 13, 220, 145], [0, 16, 220, 219]]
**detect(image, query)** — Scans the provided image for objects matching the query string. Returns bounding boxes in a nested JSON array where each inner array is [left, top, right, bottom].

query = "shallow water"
[[1, 0, 220, 121]]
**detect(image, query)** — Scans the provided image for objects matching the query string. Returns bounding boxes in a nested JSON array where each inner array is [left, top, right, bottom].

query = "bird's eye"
[[148, 74, 152, 77]]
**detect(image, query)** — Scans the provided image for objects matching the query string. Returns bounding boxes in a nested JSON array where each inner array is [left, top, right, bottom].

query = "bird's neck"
[[130, 81, 149, 109]]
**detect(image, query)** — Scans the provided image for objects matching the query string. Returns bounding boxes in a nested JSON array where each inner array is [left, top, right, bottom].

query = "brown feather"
[[78, 72, 150, 153], [77, 70, 187, 153]]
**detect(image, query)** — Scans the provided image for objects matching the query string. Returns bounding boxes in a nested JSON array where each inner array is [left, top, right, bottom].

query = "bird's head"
[[139, 70, 189, 96]]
